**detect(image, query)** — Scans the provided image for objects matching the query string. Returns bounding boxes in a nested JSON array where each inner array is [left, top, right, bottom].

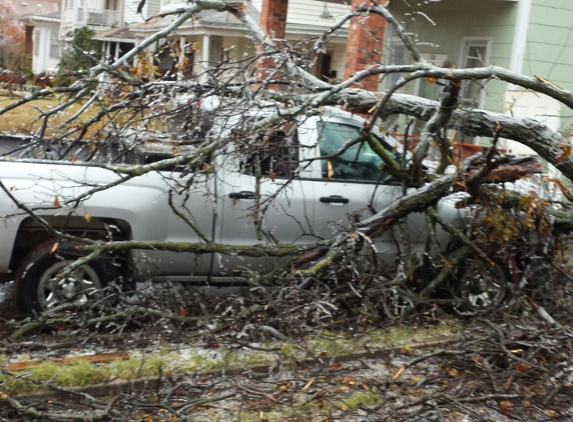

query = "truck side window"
[[242, 130, 299, 179], [317, 122, 395, 183]]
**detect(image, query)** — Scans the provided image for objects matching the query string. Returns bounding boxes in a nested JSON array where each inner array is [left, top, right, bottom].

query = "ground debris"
[[0, 255, 573, 421]]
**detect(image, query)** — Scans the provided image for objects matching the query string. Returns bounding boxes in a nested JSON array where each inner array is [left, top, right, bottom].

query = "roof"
[[133, 3, 260, 33], [196, 3, 260, 28], [19, 11, 60, 24], [94, 25, 138, 42], [11, 0, 58, 17]]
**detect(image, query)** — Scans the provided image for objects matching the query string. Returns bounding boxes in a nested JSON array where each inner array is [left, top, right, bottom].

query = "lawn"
[[0, 93, 175, 140], [0, 94, 102, 137]]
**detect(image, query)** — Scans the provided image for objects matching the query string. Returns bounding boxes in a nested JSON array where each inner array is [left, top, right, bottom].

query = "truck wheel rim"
[[37, 261, 102, 310], [459, 260, 507, 311]]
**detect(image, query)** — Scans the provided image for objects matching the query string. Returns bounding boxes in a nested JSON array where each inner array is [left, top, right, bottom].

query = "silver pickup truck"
[[0, 107, 468, 314]]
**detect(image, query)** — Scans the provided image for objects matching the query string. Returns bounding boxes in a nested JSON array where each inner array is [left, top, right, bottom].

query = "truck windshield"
[[317, 122, 397, 183]]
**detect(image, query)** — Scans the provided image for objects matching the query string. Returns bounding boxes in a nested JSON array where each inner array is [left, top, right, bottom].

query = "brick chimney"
[[343, 0, 385, 91], [257, 0, 289, 84], [259, 0, 288, 41]]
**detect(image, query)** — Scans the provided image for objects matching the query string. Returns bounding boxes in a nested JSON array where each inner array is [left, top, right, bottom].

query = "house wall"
[[219, 34, 345, 83], [285, 0, 350, 30], [161, 0, 350, 28], [250, 0, 262, 13], [61, 7, 75, 35], [61, 0, 123, 35], [32, 21, 61, 74], [504, 91, 561, 155], [522, 0, 573, 96], [124, 0, 159, 23], [221, 36, 256, 62], [123, 0, 139, 24], [384, 0, 518, 115], [147, 0, 160, 20]]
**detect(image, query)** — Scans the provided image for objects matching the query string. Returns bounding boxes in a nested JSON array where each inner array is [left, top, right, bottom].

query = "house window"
[[49, 32, 60, 59], [385, 38, 408, 90], [459, 38, 491, 109], [33, 30, 40, 56], [105, 0, 118, 10], [77, 0, 85, 22]]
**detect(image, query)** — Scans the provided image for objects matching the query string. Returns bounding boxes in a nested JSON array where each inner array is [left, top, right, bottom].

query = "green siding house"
[[384, 0, 572, 154]]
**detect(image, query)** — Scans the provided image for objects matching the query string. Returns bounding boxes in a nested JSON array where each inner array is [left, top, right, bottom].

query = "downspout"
[[508, 0, 533, 84], [505, 0, 533, 151]]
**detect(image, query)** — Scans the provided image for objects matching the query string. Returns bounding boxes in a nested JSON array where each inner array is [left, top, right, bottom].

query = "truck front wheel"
[[453, 258, 509, 313], [14, 241, 118, 314]]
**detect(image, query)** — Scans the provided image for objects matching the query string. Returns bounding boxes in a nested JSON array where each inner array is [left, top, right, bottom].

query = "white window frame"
[[385, 36, 410, 91], [49, 31, 60, 59], [458, 37, 492, 110], [34, 30, 41, 57]]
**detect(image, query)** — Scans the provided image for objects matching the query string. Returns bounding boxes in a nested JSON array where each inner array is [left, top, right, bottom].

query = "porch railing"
[[86, 9, 120, 26]]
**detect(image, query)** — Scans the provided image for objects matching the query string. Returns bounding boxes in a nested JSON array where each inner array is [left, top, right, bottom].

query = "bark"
[[548, 209, 573, 234], [288, 89, 573, 183], [412, 79, 460, 180], [358, 175, 454, 235], [84, 239, 316, 257]]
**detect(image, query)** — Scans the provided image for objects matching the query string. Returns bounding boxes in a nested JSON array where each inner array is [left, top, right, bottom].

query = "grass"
[[0, 94, 116, 139], [1, 322, 460, 395], [237, 389, 382, 421], [0, 91, 181, 138], [0, 94, 103, 137], [337, 390, 381, 410]]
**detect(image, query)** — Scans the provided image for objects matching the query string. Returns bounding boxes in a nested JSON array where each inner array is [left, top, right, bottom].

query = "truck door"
[[135, 163, 216, 282], [214, 129, 316, 280], [304, 116, 427, 266]]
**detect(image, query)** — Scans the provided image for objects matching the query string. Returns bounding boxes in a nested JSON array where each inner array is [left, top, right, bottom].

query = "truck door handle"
[[320, 195, 349, 204], [229, 191, 256, 200]]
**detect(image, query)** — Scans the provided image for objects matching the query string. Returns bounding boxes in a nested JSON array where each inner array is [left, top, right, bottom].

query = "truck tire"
[[14, 241, 118, 314], [453, 258, 508, 313]]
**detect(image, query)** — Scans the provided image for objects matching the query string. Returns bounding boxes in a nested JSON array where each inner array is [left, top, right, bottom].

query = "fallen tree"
[[0, 0, 570, 317]]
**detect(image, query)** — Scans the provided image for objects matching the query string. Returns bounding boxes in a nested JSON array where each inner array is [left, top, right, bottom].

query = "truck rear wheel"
[[14, 241, 118, 314]]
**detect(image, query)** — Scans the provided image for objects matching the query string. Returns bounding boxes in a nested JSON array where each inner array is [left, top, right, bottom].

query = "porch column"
[[178, 36, 186, 67], [178, 35, 186, 80], [105, 41, 111, 61], [343, 0, 385, 91], [200, 34, 210, 82]]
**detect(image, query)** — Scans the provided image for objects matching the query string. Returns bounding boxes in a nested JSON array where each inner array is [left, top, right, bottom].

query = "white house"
[[22, 0, 356, 83], [20, 11, 61, 74], [20, 0, 152, 73], [60, 0, 124, 40], [127, 0, 350, 82], [13, 0, 60, 74]]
